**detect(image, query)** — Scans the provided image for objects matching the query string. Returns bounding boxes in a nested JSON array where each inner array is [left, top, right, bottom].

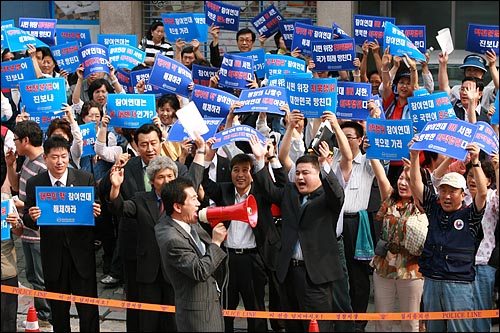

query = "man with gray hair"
[[107, 132, 207, 332]]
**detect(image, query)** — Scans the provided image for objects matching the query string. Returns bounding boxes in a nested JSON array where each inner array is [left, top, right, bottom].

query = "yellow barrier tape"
[[2, 285, 498, 321]]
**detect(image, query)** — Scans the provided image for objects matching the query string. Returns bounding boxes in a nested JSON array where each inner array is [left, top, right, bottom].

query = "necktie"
[[143, 167, 152, 192], [190, 226, 205, 255], [55, 180, 63, 187], [301, 195, 309, 206], [158, 198, 165, 216]]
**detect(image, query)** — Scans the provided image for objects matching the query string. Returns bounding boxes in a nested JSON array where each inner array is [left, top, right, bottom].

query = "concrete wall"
[[317, 1, 356, 34], [100, 1, 142, 37]]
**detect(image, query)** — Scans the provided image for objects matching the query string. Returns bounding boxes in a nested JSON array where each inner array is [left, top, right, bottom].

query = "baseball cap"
[[393, 71, 411, 85], [439, 172, 466, 191], [459, 54, 487, 72]]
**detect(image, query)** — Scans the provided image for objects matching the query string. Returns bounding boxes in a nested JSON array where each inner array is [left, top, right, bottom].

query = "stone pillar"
[[317, 1, 357, 35], [99, 1, 142, 37]]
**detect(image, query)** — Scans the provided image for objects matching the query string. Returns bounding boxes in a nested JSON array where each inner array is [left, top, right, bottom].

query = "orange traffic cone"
[[308, 319, 320, 332], [25, 305, 40, 332]]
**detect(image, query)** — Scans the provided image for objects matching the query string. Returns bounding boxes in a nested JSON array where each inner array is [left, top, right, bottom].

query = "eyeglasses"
[[238, 38, 253, 43], [346, 136, 359, 141], [398, 82, 411, 87], [13, 137, 21, 142]]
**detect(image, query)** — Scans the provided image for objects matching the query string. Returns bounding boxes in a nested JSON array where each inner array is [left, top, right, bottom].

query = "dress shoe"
[[100, 274, 120, 285]]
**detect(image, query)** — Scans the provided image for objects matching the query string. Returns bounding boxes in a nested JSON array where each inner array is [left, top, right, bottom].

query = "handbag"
[[404, 208, 429, 256], [374, 239, 389, 257]]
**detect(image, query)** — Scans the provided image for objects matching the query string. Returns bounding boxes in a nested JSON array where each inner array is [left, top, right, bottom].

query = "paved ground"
[[12, 237, 499, 332]]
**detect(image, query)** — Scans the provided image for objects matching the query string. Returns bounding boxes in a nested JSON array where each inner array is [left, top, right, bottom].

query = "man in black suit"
[[23, 135, 101, 332], [107, 132, 206, 332], [249, 135, 345, 333], [98, 123, 188, 331]]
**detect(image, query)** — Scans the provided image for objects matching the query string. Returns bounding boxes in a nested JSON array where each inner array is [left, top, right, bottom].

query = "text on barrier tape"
[[2, 285, 498, 321]]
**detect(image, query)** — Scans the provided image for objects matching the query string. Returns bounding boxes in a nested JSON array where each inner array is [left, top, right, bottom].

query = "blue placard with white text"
[[366, 118, 413, 161], [265, 54, 306, 77], [116, 68, 134, 94], [2, 27, 48, 52], [1, 57, 36, 89], [108, 44, 146, 71], [78, 44, 110, 79], [473, 121, 499, 155], [291, 22, 334, 57], [410, 118, 479, 161], [336, 82, 372, 120], [148, 54, 193, 98], [492, 90, 499, 125], [19, 17, 57, 46], [278, 19, 312, 50], [212, 125, 266, 149], [29, 110, 65, 132], [193, 14, 208, 43], [236, 86, 287, 115], [19, 78, 67, 113], [218, 53, 254, 90], [383, 22, 425, 62], [239, 48, 266, 80], [332, 22, 351, 39], [168, 117, 224, 142], [398, 25, 427, 54], [107, 94, 156, 128], [408, 91, 456, 133], [129, 68, 171, 97], [205, 1, 240, 32], [80, 123, 97, 157], [50, 41, 80, 73], [353, 14, 395, 46], [162, 13, 200, 42], [311, 39, 356, 71], [1, 200, 11, 241], [97, 34, 137, 47], [285, 77, 338, 118], [1, 20, 15, 50], [466, 24, 499, 55], [192, 64, 219, 87], [56, 28, 92, 47], [36, 187, 95, 226], [190, 85, 238, 119], [251, 5, 284, 38], [268, 72, 312, 88]]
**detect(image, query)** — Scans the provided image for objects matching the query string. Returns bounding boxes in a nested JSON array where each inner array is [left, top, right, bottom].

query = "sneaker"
[[38, 319, 52, 328], [100, 274, 120, 285]]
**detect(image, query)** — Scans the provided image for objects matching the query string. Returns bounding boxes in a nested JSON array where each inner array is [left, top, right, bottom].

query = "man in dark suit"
[[23, 135, 101, 332], [98, 123, 188, 331], [107, 133, 206, 332], [249, 135, 345, 333], [155, 177, 227, 332]]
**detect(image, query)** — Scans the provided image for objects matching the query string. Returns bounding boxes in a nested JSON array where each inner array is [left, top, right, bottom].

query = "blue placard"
[[473, 121, 499, 155], [168, 117, 224, 142], [336, 82, 372, 120], [162, 13, 200, 42], [1, 19, 15, 50], [190, 84, 238, 119], [19, 17, 57, 46], [265, 54, 306, 77], [353, 14, 396, 46], [205, 1, 240, 32], [365, 118, 413, 161], [410, 118, 479, 161], [35, 186, 95, 226], [1, 200, 11, 241], [239, 48, 266, 79], [28, 110, 65, 132], [236, 86, 287, 115], [108, 44, 146, 71], [311, 39, 357, 71], [50, 41, 80, 73], [413, 88, 430, 97], [192, 64, 219, 87], [1, 57, 36, 89], [212, 124, 266, 150], [466, 24, 499, 55], [129, 67, 171, 97], [80, 123, 97, 157], [291, 22, 334, 57], [116, 68, 134, 94], [332, 22, 351, 39], [492, 90, 499, 125], [107, 94, 156, 129], [97, 34, 137, 47], [408, 91, 456, 133], [398, 25, 427, 54], [2, 27, 49, 52], [19, 78, 67, 113], [148, 54, 193, 98], [78, 44, 110, 79], [56, 28, 92, 47], [285, 77, 338, 118], [268, 72, 312, 88], [383, 22, 425, 62], [193, 13, 208, 43], [218, 53, 254, 90], [278, 19, 312, 50], [251, 4, 284, 38]]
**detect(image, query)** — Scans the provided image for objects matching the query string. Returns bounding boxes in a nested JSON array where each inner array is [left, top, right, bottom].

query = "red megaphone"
[[198, 194, 258, 228]]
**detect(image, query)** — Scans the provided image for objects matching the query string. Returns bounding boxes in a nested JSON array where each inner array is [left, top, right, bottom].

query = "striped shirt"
[[139, 38, 174, 60], [18, 153, 46, 242]]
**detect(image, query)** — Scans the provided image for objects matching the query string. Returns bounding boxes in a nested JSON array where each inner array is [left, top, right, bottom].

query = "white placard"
[[175, 101, 209, 139]]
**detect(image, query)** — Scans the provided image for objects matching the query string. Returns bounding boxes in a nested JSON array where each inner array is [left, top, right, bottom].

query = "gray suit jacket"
[[155, 215, 226, 332]]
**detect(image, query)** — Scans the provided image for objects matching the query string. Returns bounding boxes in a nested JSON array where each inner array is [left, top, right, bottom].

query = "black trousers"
[[1, 276, 18, 332]]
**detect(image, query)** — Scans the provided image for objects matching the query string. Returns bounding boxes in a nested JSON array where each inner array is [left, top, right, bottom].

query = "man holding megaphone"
[[155, 177, 228, 332]]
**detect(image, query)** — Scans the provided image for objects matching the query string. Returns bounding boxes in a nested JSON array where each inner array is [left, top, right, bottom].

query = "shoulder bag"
[[403, 208, 428, 256]]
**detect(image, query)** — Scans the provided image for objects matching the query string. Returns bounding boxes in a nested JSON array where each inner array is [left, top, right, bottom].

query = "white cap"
[[439, 172, 466, 191]]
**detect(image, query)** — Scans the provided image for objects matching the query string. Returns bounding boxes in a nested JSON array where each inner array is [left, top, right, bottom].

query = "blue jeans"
[[472, 265, 497, 332], [22, 240, 51, 321], [423, 278, 473, 332]]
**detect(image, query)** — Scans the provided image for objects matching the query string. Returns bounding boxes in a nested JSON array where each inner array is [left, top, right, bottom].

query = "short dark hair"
[[88, 78, 113, 101], [161, 177, 194, 216], [46, 118, 74, 144], [236, 28, 256, 42], [157, 94, 180, 111], [465, 159, 496, 189], [181, 45, 195, 57], [134, 123, 162, 145], [296, 154, 320, 172], [273, 31, 282, 49], [462, 76, 485, 92], [43, 134, 71, 155], [146, 21, 165, 41], [80, 100, 103, 120], [36, 47, 60, 73], [340, 121, 365, 138], [230, 153, 254, 172], [13, 120, 44, 147]]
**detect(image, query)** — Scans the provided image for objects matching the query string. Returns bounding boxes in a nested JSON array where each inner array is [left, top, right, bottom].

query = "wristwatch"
[[471, 162, 481, 167]]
